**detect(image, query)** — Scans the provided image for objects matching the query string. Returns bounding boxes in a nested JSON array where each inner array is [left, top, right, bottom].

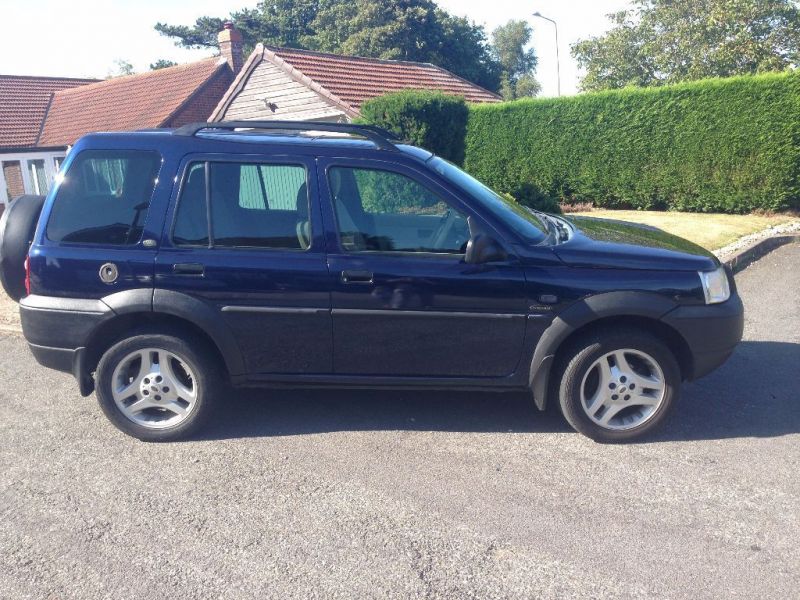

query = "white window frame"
[[0, 151, 66, 205]]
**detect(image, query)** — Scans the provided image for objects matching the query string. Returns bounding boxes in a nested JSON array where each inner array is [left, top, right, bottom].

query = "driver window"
[[328, 166, 469, 254]]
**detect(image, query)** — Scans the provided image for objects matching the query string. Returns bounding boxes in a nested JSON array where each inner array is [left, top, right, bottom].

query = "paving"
[[1, 242, 798, 599]]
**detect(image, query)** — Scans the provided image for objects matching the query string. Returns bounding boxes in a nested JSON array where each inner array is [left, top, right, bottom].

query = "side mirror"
[[464, 234, 508, 264]]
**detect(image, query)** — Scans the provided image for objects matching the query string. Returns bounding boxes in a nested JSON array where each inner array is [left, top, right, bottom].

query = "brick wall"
[[167, 70, 234, 127], [3, 161, 24, 200]]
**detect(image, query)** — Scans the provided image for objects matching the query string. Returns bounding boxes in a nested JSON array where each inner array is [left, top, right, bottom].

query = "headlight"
[[698, 266, 731, 304]]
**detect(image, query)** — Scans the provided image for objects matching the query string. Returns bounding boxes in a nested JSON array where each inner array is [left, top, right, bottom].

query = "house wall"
[[220, 60, 347, 122], [2, 161, 24, 201]]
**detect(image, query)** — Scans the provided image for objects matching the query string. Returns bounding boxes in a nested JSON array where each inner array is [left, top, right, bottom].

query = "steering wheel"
[[430, 209, 471, 251]]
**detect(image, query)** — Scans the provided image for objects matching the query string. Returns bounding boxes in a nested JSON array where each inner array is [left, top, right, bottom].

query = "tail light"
[[24, 256, 31, 296]]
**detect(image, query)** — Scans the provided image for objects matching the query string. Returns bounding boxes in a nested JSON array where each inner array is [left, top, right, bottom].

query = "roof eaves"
[[209, 44, 266, 121], [425, 64, 503, 102], [262, 46, 360, 119]]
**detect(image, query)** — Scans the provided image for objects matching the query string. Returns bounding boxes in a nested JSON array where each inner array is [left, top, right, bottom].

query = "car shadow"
[[197, 341, 799, 443], [651, 340, 800, 442]]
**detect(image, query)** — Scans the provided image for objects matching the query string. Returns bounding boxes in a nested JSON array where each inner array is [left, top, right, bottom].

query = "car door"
[[318, 157, 528, 378], [154, 154, 332, 375]]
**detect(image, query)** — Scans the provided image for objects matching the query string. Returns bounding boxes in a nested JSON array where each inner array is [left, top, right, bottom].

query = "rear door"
[[154, 154, 332, 375], [318, 158, 529, 378]]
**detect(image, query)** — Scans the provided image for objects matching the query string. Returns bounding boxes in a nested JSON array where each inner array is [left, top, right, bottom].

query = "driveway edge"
[[720, 232, 800, 273]]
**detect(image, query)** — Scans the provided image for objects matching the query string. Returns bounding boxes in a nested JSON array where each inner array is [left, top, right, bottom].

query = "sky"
[[0, 0, 629, 97]]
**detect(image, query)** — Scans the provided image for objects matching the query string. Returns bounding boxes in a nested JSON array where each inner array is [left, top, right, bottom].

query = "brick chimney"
[[218, 21, 243, 73]]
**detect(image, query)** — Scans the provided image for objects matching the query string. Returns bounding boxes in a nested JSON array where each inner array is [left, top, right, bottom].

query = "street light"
[[532, 11, 561, 97]]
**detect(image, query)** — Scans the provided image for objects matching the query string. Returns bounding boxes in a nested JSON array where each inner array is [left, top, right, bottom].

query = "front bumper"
[[661, 292, 744, 380]]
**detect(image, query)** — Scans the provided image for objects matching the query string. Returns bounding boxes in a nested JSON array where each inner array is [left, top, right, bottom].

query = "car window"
[[173, 163, 208, 246], [429, 157, 548, 244], [46, 150, 161, 245], [173, 161, 310, 250], [328, 166, 469, 254]]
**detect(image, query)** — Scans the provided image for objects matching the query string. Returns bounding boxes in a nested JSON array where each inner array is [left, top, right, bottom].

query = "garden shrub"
[[464, 72, 800, 213], [358, 90, 469, 165]]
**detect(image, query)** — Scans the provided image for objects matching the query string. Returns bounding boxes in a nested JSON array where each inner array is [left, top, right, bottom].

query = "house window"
[[28, 159, 48, 195]]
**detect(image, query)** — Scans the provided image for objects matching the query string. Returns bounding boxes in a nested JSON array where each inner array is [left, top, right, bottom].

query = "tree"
[[491, 20, 540, 99], [572, 0, 800, 91], [154, 0, 501, 92], [150, 59, 177, 70], [108, 59, 135, 78]]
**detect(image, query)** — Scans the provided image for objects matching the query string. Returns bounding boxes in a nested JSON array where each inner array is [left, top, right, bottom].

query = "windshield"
[[429, 157, 548, 244]]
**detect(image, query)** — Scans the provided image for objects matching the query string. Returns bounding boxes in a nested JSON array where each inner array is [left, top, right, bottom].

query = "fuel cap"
[[99, 263, 119, 284]]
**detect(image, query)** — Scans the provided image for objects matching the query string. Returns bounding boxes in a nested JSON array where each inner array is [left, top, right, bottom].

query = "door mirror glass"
[[465, 234, 507, 264]]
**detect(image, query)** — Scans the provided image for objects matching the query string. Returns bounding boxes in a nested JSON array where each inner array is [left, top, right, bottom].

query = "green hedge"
[[359, 90, 469, 165], [361, 73, 800, 213], [465, 72, 800, 213]]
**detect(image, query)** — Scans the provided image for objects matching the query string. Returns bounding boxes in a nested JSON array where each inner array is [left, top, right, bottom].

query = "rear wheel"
[[557, 329, 680, 443], [95, 333, 220, 442]]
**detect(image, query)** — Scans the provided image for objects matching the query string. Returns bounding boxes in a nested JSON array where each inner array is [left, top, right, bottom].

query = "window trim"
[[169, 158, 313, 253], [44, 149, 162, 248], [325, 163, 471, 258]]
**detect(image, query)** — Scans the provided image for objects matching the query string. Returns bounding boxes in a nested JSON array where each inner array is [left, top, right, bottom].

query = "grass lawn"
[[571, 210, 796, 250]]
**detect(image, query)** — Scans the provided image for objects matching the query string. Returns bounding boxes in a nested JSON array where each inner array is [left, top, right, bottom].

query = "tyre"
[[557, 328, 680, 443], [95, 332, 221, 442], [0, 195, 45, 301]]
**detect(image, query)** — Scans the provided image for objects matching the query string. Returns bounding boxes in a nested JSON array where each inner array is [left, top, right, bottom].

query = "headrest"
[[296, 182, 309, 218]]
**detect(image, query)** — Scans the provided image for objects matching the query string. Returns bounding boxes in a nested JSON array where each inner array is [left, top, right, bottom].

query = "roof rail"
[[172, 120, 401, 151]]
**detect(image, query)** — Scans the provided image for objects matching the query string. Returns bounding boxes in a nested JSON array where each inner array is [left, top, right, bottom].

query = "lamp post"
[[533, 11, 561, 97]]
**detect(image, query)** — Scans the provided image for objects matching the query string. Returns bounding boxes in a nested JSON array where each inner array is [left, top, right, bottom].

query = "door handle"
[[173, 262, 205, 276], [341, 270, 373, 284]]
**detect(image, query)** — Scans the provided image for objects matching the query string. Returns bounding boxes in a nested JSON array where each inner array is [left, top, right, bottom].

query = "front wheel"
[[557, 329, 680, 443], [95, 333, 220, 442]]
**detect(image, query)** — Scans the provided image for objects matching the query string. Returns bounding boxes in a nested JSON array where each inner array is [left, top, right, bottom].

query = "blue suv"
[[0, 121, 744, 442]]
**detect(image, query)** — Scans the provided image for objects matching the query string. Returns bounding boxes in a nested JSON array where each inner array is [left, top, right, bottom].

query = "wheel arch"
[[83, 311, 238, 383], [529, 292, 694, 410]]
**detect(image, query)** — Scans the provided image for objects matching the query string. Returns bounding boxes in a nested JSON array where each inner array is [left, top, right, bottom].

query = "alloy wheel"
[[579, 348, 666, 431], [110, 348, 199, 429]]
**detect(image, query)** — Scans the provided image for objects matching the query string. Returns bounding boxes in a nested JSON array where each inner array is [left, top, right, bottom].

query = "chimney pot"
[[218, 22, 244, 73]]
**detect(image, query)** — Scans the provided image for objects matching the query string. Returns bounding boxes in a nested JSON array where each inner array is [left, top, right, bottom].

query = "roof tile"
[[266, 46, 501, 109], [0, 75, 98, 148], [38, 58, 229, 146]]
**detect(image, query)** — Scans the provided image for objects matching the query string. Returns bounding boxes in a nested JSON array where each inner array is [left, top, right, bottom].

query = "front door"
[[318, 158, 528, 378], [155, 155, 332, 375]]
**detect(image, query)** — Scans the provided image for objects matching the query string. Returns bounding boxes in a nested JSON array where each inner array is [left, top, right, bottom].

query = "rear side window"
[[173, 161, 309, 250], [46, 150, 161, 245]]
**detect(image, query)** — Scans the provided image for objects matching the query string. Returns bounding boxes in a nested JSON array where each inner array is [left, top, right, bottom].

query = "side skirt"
[[234, 373, 528, 393]]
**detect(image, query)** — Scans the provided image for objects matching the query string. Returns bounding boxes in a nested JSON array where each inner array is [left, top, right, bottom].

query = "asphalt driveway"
[[1, 242, 798, 599]]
